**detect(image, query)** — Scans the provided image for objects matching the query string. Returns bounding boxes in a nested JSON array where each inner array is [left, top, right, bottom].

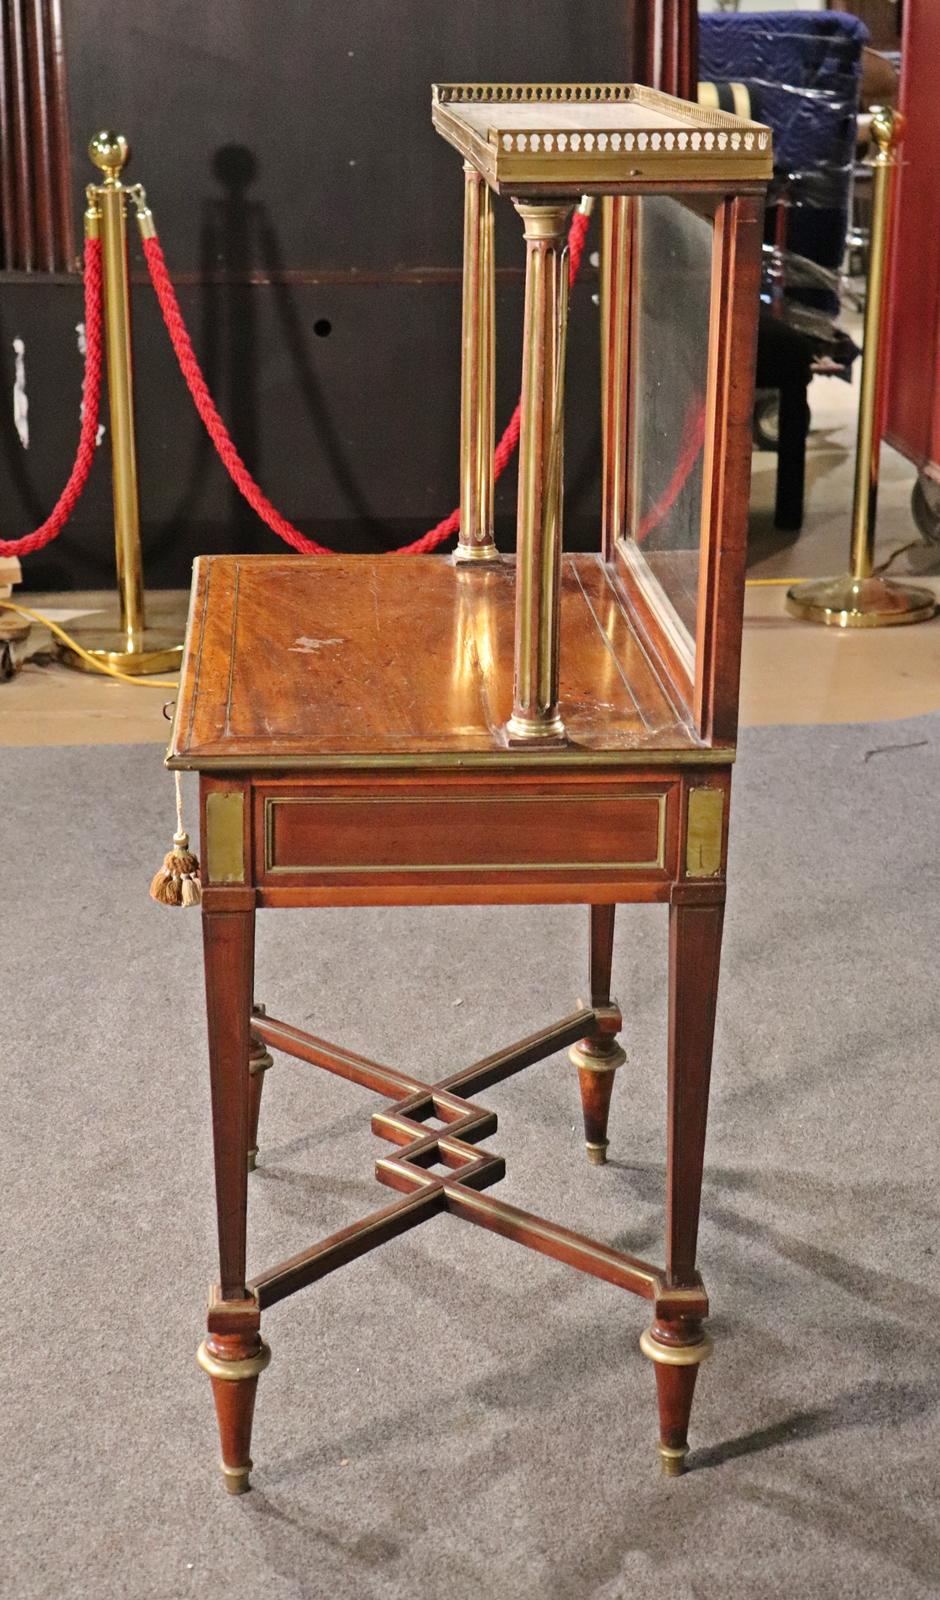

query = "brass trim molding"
[[639, 1327, 713, 1367], [263, 791, 667, 876], [168, 746, 734, 773], [196, 1338, 271, 1383], [568, 1040, 627, 1074]]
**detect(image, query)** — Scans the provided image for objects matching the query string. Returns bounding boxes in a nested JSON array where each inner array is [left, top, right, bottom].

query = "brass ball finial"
[[869, 105, 903, 158], [88, 130, 130, 182]]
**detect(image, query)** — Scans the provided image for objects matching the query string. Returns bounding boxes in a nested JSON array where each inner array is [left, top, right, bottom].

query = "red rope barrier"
[[142, 209, 591, 557], [0, 239, 104, 558]]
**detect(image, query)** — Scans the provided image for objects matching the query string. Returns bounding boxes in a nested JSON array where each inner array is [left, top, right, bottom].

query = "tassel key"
[[150, 827, 202, 908]]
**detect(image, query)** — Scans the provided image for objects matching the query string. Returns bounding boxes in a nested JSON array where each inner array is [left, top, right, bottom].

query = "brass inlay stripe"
[[264, 792, 667, 876]]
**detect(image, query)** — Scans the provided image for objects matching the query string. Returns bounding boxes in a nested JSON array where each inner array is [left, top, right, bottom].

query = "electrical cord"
[[0, 601, 179, 688]]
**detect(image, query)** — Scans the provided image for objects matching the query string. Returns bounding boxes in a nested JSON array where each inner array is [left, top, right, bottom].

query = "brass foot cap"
[[221, 1459, 252, 1495], [586, 1140, 608, 1166], [659, 1445, 688, 1478], [247, 1147, 258, 1172]]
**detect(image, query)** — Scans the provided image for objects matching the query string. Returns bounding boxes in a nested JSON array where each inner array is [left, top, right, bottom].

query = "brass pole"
[[506, 202, 571, 745], [96, 133, 145, 646], [456, 164, 498, 562], [787, 109, 935, 628], [57, 131, 184, 675], [850, 109, 896, 579]]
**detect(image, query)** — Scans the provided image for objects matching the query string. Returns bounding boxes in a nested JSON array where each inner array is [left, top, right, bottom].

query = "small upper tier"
[[432, 83, 772, 194]]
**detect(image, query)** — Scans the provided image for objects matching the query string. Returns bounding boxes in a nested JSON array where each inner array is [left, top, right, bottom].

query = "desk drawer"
[[259, 783, 673, 885]]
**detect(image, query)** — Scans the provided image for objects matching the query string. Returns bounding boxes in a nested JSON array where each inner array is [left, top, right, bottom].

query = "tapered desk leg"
[[197, 904, 270, 1494], [642, 895, 723, 1473], [569, 905, 626, 1163]]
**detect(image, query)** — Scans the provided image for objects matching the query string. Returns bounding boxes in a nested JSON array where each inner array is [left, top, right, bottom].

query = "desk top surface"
[[168, 554, 719, 771]]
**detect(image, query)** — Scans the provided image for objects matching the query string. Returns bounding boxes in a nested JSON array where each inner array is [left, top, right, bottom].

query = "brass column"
[[456, 164, 498, 562], [506, 202, 571, 744], [787, 109, 935, 627], [58, 132, 184, 675], [600, 195, 632, 559]]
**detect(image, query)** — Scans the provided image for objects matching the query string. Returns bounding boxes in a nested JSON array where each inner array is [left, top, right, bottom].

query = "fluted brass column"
[[456, 164, 498, 563], [506, 202, 571, 744], [600, 196, 632, 558]]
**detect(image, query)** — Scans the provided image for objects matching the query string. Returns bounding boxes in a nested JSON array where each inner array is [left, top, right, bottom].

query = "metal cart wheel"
[[754, 390, 779, 451], [911, 473, 940, 545]]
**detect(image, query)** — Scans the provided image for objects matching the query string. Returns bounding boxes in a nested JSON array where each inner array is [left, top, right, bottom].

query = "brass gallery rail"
[[247, 1006, 708, 1324]]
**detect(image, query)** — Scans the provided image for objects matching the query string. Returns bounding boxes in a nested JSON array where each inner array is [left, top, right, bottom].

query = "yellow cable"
[[0, 600, 179, 688], [745, 577, 806, 586]]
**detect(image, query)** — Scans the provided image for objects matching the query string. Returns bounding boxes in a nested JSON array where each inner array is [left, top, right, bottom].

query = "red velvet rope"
[[142, 209, 592, 557], [0, 239, 104, 558], [0, 215, 706, 569]]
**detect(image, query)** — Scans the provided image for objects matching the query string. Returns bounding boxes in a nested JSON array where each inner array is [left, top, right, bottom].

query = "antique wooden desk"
[[168, 84, 770, 1493]]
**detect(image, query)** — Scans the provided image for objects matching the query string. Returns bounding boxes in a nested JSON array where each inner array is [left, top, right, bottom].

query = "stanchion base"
[[786, 574, 937, 629], [56, 621, 184, 676]]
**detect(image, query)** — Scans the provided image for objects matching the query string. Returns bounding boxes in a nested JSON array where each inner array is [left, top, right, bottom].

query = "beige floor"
[[1, 355, 938, 748], [742, 357, 940, 726]]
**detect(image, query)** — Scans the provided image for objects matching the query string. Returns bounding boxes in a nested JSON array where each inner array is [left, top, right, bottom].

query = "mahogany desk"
[[167, 82, 769, 1494], [170, 549, 736, 1490]]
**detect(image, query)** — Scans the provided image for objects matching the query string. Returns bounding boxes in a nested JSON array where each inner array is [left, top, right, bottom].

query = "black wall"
[[1, 2, 634, 588]]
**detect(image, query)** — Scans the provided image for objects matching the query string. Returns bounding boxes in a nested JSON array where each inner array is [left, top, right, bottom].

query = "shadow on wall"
[[156, 144, 387, 551]]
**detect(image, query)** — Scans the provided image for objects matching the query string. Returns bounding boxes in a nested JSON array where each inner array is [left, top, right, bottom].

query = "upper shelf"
[[432, 83, 772, 194]]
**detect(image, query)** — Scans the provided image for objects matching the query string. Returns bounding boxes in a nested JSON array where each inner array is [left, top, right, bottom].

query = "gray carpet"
[[5, 717, 940, 1600]]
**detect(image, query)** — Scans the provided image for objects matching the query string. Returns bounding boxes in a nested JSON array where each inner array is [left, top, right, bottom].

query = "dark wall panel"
[[64, 0, 632, 269], [2, 1, 633, 587], [4, 273, 604, 588]]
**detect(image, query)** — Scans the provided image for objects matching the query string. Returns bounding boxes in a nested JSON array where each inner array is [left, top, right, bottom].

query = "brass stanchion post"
[[57, 131, 184, 675], [787, 109, 936, 627]]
